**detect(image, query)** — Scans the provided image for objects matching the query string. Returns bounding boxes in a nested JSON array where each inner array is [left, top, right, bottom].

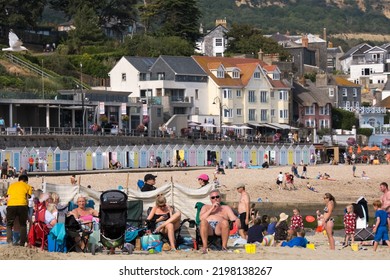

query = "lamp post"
[[80, 63, 84, 135], [213, 96, 223, 140]]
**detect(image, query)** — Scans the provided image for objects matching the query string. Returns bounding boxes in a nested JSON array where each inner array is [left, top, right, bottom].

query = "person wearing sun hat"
[[274, 212, 289, 242], [197, 174, 209, 188], [141, 174, 157, 192]]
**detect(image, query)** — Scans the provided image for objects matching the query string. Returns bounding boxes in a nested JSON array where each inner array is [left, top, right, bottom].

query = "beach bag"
[[141, 234, 162, 252]]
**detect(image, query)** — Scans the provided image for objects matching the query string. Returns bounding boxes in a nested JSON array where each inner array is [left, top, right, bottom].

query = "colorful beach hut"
[[279, 145, 288, 166], [188, 145, 197, 167], [196, 145, 205, 166]]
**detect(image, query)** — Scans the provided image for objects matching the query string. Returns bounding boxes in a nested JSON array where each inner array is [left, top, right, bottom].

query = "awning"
[[269, 123, 299, 130]]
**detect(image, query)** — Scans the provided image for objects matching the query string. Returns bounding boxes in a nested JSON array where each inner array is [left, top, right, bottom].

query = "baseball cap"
[[144, 174, 157, 181], [197, 174, 209, 181]]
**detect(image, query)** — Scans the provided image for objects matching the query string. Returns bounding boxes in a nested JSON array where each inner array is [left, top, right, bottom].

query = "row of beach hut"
[[1, 144, 316, 172]]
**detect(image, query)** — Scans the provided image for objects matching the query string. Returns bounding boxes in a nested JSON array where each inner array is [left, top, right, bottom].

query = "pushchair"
[[353, 196, 374, 242], [94, 190, 128, 254]]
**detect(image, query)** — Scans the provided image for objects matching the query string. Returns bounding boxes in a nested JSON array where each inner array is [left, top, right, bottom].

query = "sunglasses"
[[210, 195, 220, 200]]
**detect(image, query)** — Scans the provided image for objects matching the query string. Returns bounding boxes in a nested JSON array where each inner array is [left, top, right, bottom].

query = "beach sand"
[[1, 163, 389, 260]]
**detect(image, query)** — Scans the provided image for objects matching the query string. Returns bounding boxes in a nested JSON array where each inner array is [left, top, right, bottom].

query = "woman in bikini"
[[323, 192, 336, 250], [69, 194, 99, 229], [146, 195, 181, 250]]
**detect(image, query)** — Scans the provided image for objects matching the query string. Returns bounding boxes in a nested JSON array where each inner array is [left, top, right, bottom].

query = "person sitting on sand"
[[361, 171, 370, 179], [306, 182, 318, 192], [279, 228, 308, 248], [199, 189, 240, 254]]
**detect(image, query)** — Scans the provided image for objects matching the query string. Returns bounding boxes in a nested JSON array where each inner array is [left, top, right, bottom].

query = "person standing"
[[237, 183, 250, 239], [343, 204, 356, 247], [323, 193, 336, 250], [379, 182, 390, 213], [228, 156, 233, 169], [149, 155, 155, 168], [372, 200, 390, 251], [1, 159, 8, 179], [28, 156, 34, 172], [6, 174, 32, 246], [352, 163, 356, 177]]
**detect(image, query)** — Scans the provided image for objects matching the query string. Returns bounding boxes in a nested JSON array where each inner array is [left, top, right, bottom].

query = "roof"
[[158, 56, 207, 76], [293, 81, 333, 107], [294, 33, 326, 44], [339, 43, 372, 60], [192, 56, 268, 87], [376, 95, 390, 108], [333, 76, 361, 87], [124, 57, 157, 72]]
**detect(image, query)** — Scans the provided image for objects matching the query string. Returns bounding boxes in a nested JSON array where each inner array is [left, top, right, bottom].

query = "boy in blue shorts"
[[372, 200, 390, 252]]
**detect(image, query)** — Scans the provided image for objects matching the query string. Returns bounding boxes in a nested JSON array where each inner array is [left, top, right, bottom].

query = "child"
[[276, 172, 284, 190], [301, 164, 308, 178], [212, 174, 220, 187], [274, 212, 289, 242], [267, 216, 277, 235], [315, 210, 324, 233], [343, 204, 356, 247], [279, 228, 308, 248], [289, 208, 304, 231], [372, 200, 390, 251]]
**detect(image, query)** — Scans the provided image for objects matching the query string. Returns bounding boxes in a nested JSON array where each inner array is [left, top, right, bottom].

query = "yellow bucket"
[[306, 243, 315, 250], [351, 243, 359, 251], [245, 244, 256, 254]]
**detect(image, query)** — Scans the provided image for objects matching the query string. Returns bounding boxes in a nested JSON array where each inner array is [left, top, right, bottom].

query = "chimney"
[[328, 41, 333, 48], [302, 34, 308, 48], [323, 27, 327, 42], [215, 18, 227, 28], [258, 49, 264, 61], [316, 73, 327, 87]]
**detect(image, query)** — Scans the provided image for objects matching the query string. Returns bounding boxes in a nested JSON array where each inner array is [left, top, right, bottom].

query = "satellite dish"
[[2, 30, 28, 52]]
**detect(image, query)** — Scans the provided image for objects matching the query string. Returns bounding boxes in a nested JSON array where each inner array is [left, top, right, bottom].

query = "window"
[[273, 73, 280, 80], [271, 109, 275, 117], [236, 108, 242, 116], [223, 89, 232, 99], [215, 38, 223, 47], [353, 88, 357, 97], [157, 72, 165, 80], [236, 90, 242, 98], [342, 88, 347, 97], [248, 109, 256, 121], [254, 71, 261, 79], [319, 104, 330, 115], [329, 88, 334, 97], [260, 109, 268, 121], [319, 119, 329, 129], [217, 69, 224, 78], [260, 91, 267, 103], [232, 71, 240, 79], [224, 109, 233, 118], [215, 53, 223, 57], [121, 73, 126, 82], [305, 119, 315, 127], [139, 73, 147, 81], [279, 109, 288, 119], [248, 90, 256, 103], [270, 91, 274, 98], [355, 101, 359, 108], [157, 108, 162, 117], [195, 89, 199, 100], [279, 91, 288, 100], [305, 105, 315, 115]]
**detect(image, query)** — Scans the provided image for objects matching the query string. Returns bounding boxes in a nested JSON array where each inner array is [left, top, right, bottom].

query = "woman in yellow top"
[[6, 174, 32, 246]]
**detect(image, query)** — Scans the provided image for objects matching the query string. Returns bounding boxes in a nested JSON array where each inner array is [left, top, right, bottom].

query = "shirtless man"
[[200, 189, 239, 253], [237, 183, 250, 239], [379, 182, 390, 213]]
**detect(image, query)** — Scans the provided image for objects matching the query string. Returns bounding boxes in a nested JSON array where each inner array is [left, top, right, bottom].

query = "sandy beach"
[[1, 163, 389, 260]]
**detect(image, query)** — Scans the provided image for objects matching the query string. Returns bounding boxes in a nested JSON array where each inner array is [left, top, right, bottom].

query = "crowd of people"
[[1, 164, 390, 255]]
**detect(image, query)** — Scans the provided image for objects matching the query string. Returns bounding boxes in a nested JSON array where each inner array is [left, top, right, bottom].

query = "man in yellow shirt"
[[6, 174, 32, 246]]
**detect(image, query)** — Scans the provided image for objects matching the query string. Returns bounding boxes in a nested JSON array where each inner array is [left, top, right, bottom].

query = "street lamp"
[[213, 96, 223, 140], [80, 63, 85, 135]]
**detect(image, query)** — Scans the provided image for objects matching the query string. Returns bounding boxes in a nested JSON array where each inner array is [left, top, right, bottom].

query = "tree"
[[0, 0, 46, 28], [66, 5, 105, 54], [225, 23, 289, 60], [332, 108, 357, 130], [49, 0, 138, 35], [139, 0, 201, 43], [122, 34, 195, 57]]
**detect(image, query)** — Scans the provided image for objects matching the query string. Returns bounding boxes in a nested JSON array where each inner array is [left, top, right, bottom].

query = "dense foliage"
[[332, 108, 358, 130], [197, 0, 390, 35]]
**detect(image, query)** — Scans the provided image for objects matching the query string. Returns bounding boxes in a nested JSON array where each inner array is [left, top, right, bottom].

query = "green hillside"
[[197, 0, 390, 35]]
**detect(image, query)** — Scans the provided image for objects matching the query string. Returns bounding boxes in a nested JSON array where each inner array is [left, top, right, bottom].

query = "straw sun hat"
[[279, 212, 289, 221]]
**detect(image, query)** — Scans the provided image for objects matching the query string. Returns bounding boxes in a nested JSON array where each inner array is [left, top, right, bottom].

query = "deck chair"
[[28, 201, 50, 250], [65, 214, 95, 253], [194, 202, 233, 251], [353, 197, 374, 241], [145, 206, 194, 249]]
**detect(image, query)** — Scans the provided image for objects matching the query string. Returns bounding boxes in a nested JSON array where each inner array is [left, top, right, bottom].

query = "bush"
[[357, 128, 373, 138]]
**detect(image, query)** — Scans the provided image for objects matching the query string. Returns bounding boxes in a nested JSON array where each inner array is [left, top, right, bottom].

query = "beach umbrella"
[[357, 145, 362, 154], [362, 146, 371, 151], [346, 137, 356, 146], [382, 138, 390, 146], [200, 123, 216, 128], [370, 146, 380, 151], [238, 125, 252, 130], [348, 146, 353, 154]]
